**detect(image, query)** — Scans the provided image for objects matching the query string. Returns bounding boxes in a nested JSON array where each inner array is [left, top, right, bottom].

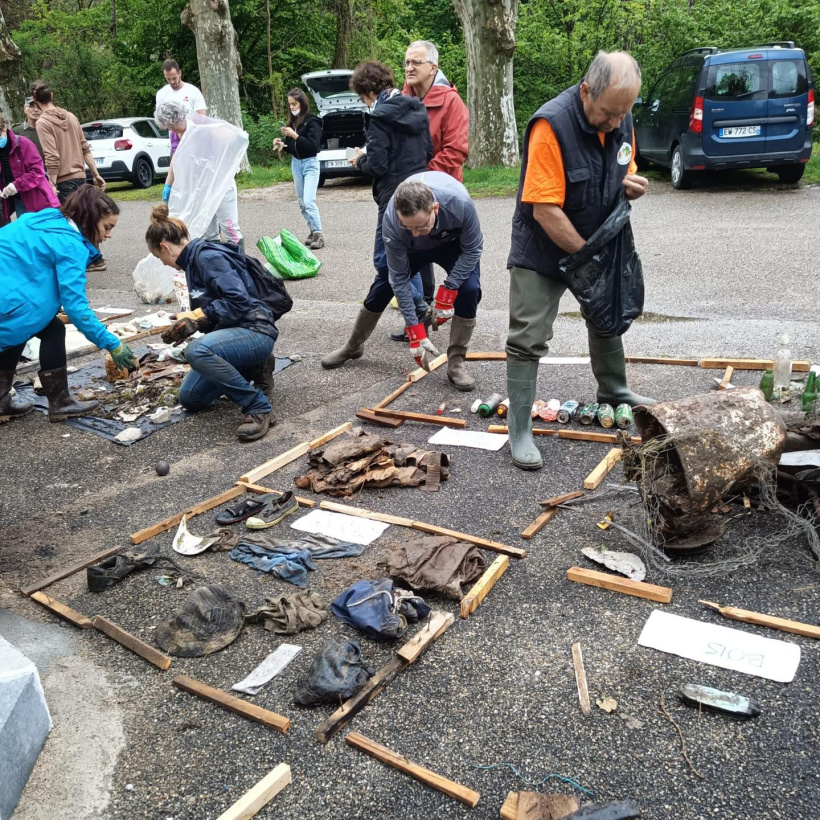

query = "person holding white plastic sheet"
[[154, 101, 247, 252]]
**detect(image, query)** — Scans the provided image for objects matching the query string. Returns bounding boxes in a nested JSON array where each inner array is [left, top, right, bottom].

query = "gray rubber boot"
[[587, 325, 657, 407], [321, 307, 382, 370], [0, 370, 33, 423], [39, 367, 100, 421], [507, 358, 542, 470], [447, 316, 476, 392]]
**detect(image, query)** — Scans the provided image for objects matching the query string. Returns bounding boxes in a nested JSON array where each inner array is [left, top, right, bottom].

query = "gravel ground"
[[4, 178, 820, 820]]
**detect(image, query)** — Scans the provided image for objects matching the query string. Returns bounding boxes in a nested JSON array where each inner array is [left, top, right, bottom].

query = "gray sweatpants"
[[204, 181, 243, 245]]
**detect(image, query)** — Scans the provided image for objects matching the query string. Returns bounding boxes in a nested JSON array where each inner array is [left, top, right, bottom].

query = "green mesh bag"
[[257, 232, 321, 280]]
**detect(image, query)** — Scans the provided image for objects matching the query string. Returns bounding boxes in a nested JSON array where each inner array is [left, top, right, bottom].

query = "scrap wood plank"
[[460, 555, 509, 619], [700, 357, 810, 372], [396, 611, 454, 662], [235, 481, 317, 508], [20, 545, 122, 596], [567, 567, 672, 603], [500, 792, 580, 820], [214, 763, 291, 820], [717, 365, 735, 390], [699, 599, 820, 640], [239, 442, 311, 485], [315, 613, 453, 744], [625, 356, 699, 367], [410, 520, 526, 559], [172, 675, 290, 734], [130, 485, 246, 545], [92, 616, 172, 670], [373, 380, 413, 410], [309, 421, 353, 449], [345, 732, 480, 807], [465, 351, 507, 361], [318, 500, 416, 527], [488, 425, 558, 437], [30, 592, 93, 629], [356, 408, 405, 428], [407, 353, 448, 382], [571, 642, 591, 716], [540, 490, 584, 508], [583, 448, 624, 491], [520, 507, 558, 540], [371, 407, 466, 429], [559, 429, 641, 444]]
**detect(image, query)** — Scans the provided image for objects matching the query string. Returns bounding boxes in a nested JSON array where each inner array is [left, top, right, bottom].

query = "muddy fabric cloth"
[[237, 531, 366, 559], [294, 427, 450, 497], [331, 578, 431, 640], [246, 592, 328, 634], [381, 535, 488, 600], [155, 584, 245, 657], [230, 543, 317, 587], [294, 637, 372, 705], [200, 527, 239, 552]]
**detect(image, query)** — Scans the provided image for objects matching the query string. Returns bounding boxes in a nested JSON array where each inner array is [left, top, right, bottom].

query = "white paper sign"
[[232, 644, 302, 695], [428, 428, 509, 451], [638, 610, 801, 683], [779, 450, 820, 468], [290, 509, 389, 545]]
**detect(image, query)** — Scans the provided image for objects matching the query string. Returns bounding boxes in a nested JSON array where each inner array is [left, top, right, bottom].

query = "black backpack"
[[192, 241, 293, 321]]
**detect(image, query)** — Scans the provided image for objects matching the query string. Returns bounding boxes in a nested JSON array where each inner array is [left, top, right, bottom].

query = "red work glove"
[[433, 286, 458, 326], [406, 323, 439, 372]]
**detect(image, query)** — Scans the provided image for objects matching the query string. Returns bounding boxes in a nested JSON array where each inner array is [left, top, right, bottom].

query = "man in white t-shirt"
[[155, 59, 207, 153]]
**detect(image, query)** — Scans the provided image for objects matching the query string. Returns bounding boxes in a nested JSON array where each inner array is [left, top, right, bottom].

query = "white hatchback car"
[[82, 117, 171, 189]]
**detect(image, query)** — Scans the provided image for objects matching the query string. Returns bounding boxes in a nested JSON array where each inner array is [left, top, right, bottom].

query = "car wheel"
[[775, 165, 804, 184], [317, 175, 326, 188], [670, 145, 691, 190], [133, 157, 154, 189]]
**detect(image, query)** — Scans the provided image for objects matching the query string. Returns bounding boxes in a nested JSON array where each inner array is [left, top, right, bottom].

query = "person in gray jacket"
[[321, 171, 482, 391]]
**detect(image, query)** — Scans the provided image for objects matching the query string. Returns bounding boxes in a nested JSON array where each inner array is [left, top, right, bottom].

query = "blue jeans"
[[292, 157, 322, 233], [179, 328, 274, 415]]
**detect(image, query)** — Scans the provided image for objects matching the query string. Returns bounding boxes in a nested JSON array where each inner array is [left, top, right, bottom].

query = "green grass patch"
[[462, 164, 521, 198]]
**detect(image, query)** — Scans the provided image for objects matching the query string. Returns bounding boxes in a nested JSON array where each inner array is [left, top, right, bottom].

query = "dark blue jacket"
[[179, 239, 278, 341]]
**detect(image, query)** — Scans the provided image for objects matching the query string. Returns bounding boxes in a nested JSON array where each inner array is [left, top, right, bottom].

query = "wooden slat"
[[396, 611, 454, 663], [487, 424, 558, 437], [560, 429, 641, 444], [309, 421, 353, 449], [371, 408, 466, 429], [20, 545, 122, 596], [410, 521, 526, 559], [465, 351, 507, 361], [571, 642, 591, 716], [460, 555, 509, 619], [583, 448, 624, 490], [172, 675, 290, 734], [407, 353, 448, 382], [346, 732, 480, 808], [539, 490, 584, 508], [239, 442, 311, 485], [700, 357, 810, 372], [318, 500, 415, 527], [373, 380, 413, 409], [130, 485, 246, 545], [356, 408, 405, 428], [717, 365, 734, 390], [520, 507, 558, 540], [235, 481, 316, 508], [92, 616, 172, 670], [567, 567, 673, 603], [30, 592, 93, 629], [214, 763, 291, 820], [699, 599, 820, 640], [625, 356, 699, 367]]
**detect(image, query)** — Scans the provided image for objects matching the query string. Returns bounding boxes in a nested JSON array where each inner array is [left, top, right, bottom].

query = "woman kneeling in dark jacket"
[[145, 204, 277, 442]]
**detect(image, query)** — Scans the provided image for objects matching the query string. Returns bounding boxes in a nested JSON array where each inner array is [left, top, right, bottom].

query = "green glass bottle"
[[759, 369, 774, 401], [801, 370, 817, 414]]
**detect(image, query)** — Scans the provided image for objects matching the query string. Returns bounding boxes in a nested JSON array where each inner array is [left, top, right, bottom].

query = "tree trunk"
[[182, 0, 250, 171], [0, 7, 27, 126], [331, 0, 353, 69], [452, 0, 519, 167]]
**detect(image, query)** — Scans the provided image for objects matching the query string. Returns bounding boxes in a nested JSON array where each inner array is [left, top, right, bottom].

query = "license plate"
[[719, 126, 761, 138], [324, 159, 348, 169], [95, 157, 105, 164]]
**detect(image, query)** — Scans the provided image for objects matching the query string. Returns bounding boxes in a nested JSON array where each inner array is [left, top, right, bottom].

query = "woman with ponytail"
[[0, 186, 136, 424], [146, 205, 277, 442]]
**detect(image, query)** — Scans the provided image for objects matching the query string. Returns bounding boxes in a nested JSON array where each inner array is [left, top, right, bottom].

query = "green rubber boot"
[[587, 325, 656, 407], [506, 358, 542, 470], [321, 307, 382, 370]]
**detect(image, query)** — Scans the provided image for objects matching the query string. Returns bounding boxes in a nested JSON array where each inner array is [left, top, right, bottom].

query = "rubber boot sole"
[[49, 403, 100, 422], [321, 350, 362, 370], [0, 406, 34, 424], [245, 503, 299, 529], [447, 372, 476, 392], [511, 456, 543, 471]]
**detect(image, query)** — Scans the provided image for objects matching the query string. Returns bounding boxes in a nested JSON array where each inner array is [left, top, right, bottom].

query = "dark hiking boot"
[[39, 367, 100, 421], [305, 232, 316, 246], [309, 232, 325, 250], [237, 410, 275, 442], [0, 370, 33, 423], [321, 307, 382, 369]]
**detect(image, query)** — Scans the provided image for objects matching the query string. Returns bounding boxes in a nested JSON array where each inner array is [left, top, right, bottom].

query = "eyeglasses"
[[404, 59, 432, 68]]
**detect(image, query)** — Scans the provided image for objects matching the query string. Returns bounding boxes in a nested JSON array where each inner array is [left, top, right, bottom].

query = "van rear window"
[[82, 124, 123, 140], [705, 62, 764, 100], [769, 60, 808, 98]]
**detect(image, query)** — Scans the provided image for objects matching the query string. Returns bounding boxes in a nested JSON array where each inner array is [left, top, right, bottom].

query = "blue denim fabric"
[[179, 328, 273, 415], [291, 156, 322, 233]]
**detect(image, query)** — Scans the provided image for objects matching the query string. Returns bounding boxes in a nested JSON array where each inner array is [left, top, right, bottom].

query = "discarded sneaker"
[[237, 411, 275, 442], [215, 493, 277, 525], [246, 491, 299, 529], [87, 551, 157, 592]]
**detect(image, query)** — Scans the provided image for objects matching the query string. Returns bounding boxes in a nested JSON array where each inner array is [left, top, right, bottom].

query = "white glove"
[[2, 182, 18, 198], [411, 337, 439, 372]]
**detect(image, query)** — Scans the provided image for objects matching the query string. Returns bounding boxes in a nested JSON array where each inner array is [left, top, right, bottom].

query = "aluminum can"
[[557, 400, 579, 424], [597, 403, 616, 428], [615, 403, 634, 429]]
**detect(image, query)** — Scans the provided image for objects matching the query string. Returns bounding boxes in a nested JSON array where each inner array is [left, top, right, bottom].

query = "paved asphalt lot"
[[3, 177, 820, 820]]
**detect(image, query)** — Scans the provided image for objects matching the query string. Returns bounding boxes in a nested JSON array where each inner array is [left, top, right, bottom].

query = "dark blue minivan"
[[634, 42, 814, 188]]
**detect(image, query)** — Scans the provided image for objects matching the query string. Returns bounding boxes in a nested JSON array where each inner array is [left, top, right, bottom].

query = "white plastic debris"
[[148, 407, 172, 424], [114, 427, 142, 443], [581, 546, 646, 581], [172, 514, 216, 555]]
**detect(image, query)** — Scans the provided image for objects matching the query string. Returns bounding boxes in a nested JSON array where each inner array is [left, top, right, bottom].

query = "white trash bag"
[[132, 253, 176, 304]]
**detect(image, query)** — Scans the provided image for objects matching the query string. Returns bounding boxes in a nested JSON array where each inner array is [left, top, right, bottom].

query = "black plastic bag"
[[557, 198, 644, 337]]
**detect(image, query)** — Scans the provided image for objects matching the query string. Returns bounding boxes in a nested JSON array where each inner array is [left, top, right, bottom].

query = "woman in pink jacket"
[[0, 115, 59, 226]]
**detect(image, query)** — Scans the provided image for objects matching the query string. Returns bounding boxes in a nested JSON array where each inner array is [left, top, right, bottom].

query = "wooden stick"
[[92, 616, 172, 670], [465, 351, 507, 361], [700, 357, 810, 372], [410, 521, 526, 559], [539, 490, 584, 508], [571, 642, 591, 716], [460, 555, 509, 619], [20, 545, 122, 596], [371, 407, 466, 429], [487, 424, 557, 436], [309, 421, 353, 448], [520, 507, 558, 540], [345, 732, 480, 808], [625, 356, 699, 366], [559, 429, 641, 444], [699, 599, 820, 640], [214, 763, 291, 820], [373, 380, 413, 409], [235, 481, 316, 508], [30, 592, 93, 629], [583, 448, 624, 490], [567, 567, 673, 603], [500, 792, 580, 820], [355, 407, 405, 427], [239, 442, 311, 485], [396, 611, 454, 662], [718, 365, 735, 390], [407, 353, 448, 382], [172, 675, 290, 734], [130, 485, 246, 545], [319, 500, 416, 527]]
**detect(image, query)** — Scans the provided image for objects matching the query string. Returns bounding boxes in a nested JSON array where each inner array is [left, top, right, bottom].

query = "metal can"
[[478, 392, 504, 418], [539, 398, 561, 422], [597, 403, 616, 428], [557, 400, 579, 424], [579, 402, 599, 425], [497, 398, 510, 418], [615, 403, 634, 429]]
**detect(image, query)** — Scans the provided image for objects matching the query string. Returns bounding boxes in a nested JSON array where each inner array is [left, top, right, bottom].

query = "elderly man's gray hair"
[[407, 40, 439, 65], [584, 51, 642, 99], [394, 179, 436, 216], [154, 100, 189, 129]]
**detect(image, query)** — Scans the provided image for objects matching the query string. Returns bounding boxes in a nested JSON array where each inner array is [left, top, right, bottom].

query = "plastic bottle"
[[772, 334, 792, 398], [759, 369, 774, 401]]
